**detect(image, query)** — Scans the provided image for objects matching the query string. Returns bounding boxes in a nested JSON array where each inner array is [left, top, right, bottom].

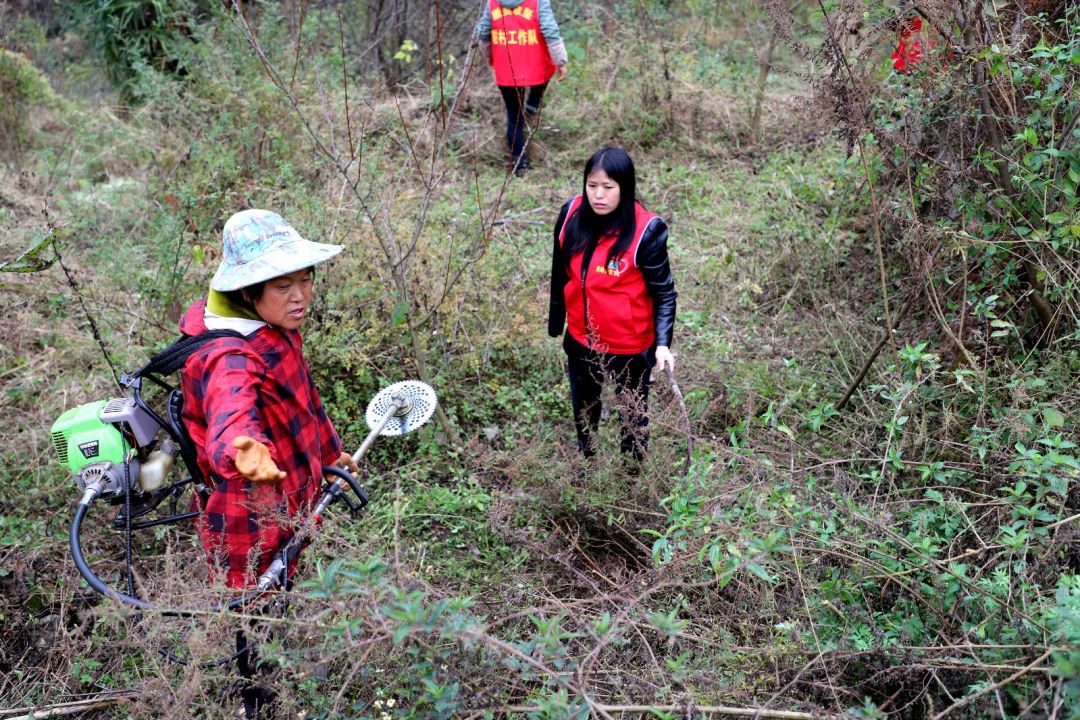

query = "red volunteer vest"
[[559, 195, 660, 354], [489, 0, 556, 87]]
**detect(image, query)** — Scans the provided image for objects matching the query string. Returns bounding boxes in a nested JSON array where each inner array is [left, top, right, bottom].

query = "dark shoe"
[[236, 632, 277, 719], [241, 684, 276, 719], [513, 156, 532, 177]]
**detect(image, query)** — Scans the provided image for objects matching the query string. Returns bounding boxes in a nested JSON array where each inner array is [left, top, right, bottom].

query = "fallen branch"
[[835, 295, 916, 410], [500, 703, 833, 718], [930, 649, 1056, 720], [1, 691, 139, 720]]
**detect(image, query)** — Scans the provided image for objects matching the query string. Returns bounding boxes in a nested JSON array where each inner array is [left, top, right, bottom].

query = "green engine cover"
[[50, 401, 129, 474]]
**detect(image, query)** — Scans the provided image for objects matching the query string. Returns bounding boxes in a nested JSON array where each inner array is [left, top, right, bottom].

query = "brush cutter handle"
[[320, 465, 369, 514]]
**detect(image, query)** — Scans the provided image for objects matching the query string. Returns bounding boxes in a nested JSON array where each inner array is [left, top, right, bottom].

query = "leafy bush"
[[0, 48, 60, 157], [68, 0, 211, 103]]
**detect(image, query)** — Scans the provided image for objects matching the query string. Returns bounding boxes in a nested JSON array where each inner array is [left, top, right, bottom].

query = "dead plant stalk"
[[230, 0, 516, 447]]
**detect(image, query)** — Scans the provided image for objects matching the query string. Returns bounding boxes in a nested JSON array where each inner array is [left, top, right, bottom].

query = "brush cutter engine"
[[51, 397, 178, 504]]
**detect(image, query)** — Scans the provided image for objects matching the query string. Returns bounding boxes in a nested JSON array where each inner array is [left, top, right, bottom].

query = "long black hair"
[[562, 146, 638, 266]]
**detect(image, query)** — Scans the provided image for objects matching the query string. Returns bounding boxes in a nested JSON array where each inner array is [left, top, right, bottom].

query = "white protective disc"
[[365, 380, 438, 437]]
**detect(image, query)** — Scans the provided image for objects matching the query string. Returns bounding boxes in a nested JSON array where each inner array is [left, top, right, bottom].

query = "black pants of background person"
[[498, 83, 548, 171], [564, 334, 653, 460]]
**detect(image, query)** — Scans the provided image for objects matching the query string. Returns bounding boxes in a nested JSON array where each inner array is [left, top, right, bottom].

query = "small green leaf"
[[746, 562, 775, 583], [1045, 212, 1070, 225], [1043, 407, 1065, 428], [391, 300, 410, 326]]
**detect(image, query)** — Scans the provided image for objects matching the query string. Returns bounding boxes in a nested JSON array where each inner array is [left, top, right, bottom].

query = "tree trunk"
[[751, 31, 777, 140]]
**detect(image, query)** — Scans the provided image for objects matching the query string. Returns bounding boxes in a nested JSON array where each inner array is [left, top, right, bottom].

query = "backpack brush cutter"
[[51, 368, 438, 614]]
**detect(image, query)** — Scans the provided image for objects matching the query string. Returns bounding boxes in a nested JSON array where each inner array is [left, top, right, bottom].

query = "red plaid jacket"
[[178, 301, 343, 588]]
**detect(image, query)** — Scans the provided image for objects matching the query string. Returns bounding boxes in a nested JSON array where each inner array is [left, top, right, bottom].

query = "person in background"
[[548, 147, 677, 462], [178, 208, 358, 717], [476, 0, 568, 176]]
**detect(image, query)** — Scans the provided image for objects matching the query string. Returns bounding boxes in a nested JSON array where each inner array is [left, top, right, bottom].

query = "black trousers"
[[498, 83, 548, 164], [564, 334, 653, 460], [237, 630, 276, 718]]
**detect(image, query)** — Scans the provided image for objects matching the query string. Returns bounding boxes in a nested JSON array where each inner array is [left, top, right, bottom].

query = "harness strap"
[[132, 330, 248, 379]]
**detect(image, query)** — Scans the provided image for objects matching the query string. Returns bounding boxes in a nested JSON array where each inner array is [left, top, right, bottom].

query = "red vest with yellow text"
[[559, 195, 660, 354], [489, 0, 556, 87]]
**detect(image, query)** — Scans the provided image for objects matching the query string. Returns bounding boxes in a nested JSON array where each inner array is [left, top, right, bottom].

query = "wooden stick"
[[664, 367, 694, 468], [836, 295, 916, 411], [501, 704, 832, 718], [930, 649, 1055, 720], [1, 692, 138, 720]]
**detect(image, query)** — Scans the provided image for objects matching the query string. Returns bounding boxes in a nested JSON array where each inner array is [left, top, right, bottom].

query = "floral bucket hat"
[[210, 209, 344, 292]]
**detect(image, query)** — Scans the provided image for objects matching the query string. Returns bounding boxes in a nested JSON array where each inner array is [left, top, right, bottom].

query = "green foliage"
[[768, 2, 1080, 705], [1050, 576, 1080, 697], [0, 48, 61, 154], [69, 0, 209, 102], [873, 4, 1079, 347], [392, 39, 418, 64], [1, 14, 47, 59]]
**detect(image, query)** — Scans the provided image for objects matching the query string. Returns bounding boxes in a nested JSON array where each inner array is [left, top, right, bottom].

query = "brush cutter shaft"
[[257, 466, 369, 591], [260, 382, 436, 590]]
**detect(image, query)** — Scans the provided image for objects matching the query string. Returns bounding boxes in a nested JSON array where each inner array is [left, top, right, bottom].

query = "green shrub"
[[0, 48, 60, 157], [69, 0, 211, 103]]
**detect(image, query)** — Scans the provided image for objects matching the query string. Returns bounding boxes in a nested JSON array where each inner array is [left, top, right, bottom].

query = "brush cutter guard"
[[364, 380, 439, 438], [68, 379, 437, 614]]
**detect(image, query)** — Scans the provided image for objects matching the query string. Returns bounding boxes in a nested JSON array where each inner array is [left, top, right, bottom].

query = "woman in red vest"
[[548, 147, 677, 460], [477, 0, 568, 176]]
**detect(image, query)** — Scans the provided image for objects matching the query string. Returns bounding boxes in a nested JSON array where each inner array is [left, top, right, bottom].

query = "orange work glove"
[[335, 451, 360, 476], [232, 436, 286, 483]]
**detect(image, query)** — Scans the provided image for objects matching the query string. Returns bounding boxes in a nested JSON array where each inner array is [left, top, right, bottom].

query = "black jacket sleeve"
[[637, 217, 677, 348], [547, 200, 572, 338]]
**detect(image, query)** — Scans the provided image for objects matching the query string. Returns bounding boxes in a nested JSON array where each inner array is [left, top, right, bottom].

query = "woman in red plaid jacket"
[[178, 209, 356, 590]]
